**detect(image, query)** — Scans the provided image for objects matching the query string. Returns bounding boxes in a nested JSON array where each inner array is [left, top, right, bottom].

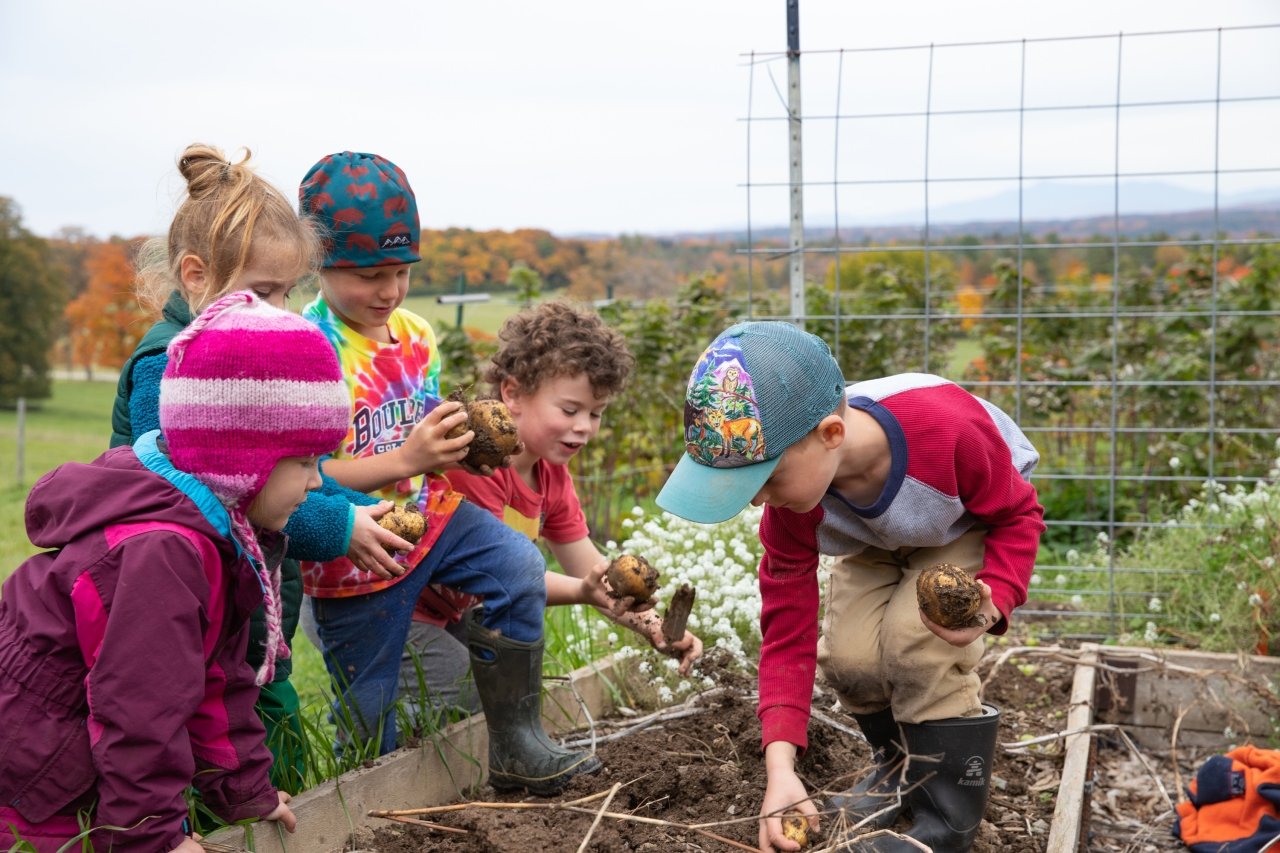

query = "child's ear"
[[500, 377, 522, 413], [179, 255, 207, 297], [818, 414, 845, 450]]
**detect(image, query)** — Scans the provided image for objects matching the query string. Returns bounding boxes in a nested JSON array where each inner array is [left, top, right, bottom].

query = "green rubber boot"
[[467, 615, 602, 795]]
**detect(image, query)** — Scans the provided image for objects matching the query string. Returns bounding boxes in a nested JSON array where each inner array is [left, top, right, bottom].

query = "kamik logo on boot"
[[959, 756, 986, 787]]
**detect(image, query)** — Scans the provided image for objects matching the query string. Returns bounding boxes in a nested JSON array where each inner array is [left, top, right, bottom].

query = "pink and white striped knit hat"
[[160, 291, 350, 685]]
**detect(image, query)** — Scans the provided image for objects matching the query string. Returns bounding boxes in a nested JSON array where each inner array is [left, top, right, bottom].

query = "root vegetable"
[[916, 563, 987, 629], [377, 503, 426, 551], [661, 584, 696, 645], [443, 390, 520, 475], [781, 810, 812, 848], [606, 555, 659, 603]]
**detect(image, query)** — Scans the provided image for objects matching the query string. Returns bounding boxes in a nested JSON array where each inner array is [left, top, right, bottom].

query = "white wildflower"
[[1096, 532, 1110, 546], [1055, 574, 1069, 587], [607, 632, 619, 645], [1148, 597, 1162, 613], [1066, 549, 1081, 565], [1224, 726, 1237, 740], [1267, 557, 1276, 569], [1250, 593, 1265, 607], [631, 505, 645, 517], [1255, 517, 1268, 530], [658, 685, 674, 704], [677, 680, 692, 693], [1209, 613, 1221, 623], [638, 660, 651, 674], [605, 540, 617, 551], [1071, 595, 1084, 606], [1169, 457, 1181, 470], [1030, 574, 1044, 586], [1144, 622, 1159, 643], [1239, 581, 1250, 590]]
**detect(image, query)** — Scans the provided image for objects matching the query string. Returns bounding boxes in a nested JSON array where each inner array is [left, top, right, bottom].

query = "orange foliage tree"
[[63, 241, 147, 377]]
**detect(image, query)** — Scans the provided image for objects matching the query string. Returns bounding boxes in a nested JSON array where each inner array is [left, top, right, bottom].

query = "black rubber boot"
[[828, 707, 908, 830], [844, 704, 1000, 853], [467, 615, 602, 795]]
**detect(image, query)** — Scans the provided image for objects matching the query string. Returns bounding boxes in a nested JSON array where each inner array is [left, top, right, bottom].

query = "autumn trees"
[[0, 199, 63, 401]]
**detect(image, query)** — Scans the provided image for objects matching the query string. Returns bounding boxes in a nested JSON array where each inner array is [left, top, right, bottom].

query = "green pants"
[[255, 678, 307, 793]]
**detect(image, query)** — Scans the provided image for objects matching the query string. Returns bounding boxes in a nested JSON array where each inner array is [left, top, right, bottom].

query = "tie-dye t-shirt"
[[299, 296, 463, 598]]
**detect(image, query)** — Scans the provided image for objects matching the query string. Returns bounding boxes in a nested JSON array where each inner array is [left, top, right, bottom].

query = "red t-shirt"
[[412, 461, 590, 626]]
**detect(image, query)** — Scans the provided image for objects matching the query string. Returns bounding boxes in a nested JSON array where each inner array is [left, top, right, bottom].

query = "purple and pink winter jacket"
[[0, 432, 280, 853]]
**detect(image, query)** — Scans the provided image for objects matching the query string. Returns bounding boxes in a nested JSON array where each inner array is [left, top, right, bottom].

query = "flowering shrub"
[[615, 504, 768, 658], [1098, 449, 1280, 651]]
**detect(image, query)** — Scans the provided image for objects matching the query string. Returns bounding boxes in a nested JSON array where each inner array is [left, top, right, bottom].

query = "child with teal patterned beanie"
[[297, 151, 601, 795]]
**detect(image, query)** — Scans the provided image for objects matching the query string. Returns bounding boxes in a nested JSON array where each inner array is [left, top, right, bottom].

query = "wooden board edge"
[[205, 654, 623, 853], [1045, 643, 1099, 853]]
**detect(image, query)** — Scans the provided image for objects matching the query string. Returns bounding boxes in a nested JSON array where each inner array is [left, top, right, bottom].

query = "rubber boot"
[[844, 704, 1000, 853], [467, 614, 602, 795], [828, 707, 908, 830]]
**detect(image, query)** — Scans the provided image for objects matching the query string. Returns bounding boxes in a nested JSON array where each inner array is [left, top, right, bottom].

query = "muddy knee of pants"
[[816, 551, 900, 715]]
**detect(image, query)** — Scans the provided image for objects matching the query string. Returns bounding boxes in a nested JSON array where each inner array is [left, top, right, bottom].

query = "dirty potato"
[[605, 554, 660, 602], [444, 390, 520, 474], [376, 503, 426, 552], [916, 563, 986, 629], [781, 810, 812, 848]]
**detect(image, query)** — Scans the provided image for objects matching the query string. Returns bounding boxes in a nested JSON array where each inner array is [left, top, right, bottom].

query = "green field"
[[399, 295, 525, 336], [0, 381, 116, 582]]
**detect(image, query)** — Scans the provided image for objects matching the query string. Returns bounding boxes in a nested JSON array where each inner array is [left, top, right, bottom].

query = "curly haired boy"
[[406, 302, 703, 713]]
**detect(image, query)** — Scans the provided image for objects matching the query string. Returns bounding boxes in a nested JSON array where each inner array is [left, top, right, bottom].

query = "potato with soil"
[[605, 554, 659, 604], [376, 503, 426, 552], [443, 389, 521, 476], [917, 562, 987, 629], [781, 810, 813, 848]]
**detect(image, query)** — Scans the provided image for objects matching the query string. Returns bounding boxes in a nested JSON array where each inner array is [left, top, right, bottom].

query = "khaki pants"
[[817, 527, 988, 724]]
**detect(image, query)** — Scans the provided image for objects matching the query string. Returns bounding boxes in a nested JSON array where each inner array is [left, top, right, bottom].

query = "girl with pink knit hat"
[[0, 292, 351, 853]]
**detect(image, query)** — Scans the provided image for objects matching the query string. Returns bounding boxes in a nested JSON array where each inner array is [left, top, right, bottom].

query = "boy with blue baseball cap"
[[658, 322, 1046, 853]]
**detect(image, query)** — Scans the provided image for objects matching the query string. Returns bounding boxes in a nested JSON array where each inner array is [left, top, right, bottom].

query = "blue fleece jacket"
[[129, 353, 378, 562]]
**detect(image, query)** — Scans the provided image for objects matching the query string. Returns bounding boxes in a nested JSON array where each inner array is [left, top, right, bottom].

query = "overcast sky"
[[1, 1, 1277, 239]]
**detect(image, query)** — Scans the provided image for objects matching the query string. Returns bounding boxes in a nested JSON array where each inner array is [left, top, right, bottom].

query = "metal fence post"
[[16, 396, 25, 488], [787, 0, 805, 330]]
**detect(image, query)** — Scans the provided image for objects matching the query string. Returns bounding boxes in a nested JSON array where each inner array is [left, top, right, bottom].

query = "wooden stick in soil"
[[1170, 699, 1198, 805], [575, 782, 621, 853], [662, 584, 697, 645], [377, 815, 470, 835]]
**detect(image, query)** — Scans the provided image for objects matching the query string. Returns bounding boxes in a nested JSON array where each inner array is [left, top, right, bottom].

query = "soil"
[[366, 649, 1081, 853]]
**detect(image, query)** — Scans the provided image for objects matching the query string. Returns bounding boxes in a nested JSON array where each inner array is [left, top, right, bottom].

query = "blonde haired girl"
[[107, 144, 413, 793]]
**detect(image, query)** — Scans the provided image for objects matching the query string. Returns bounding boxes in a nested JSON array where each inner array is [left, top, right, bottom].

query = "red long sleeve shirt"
[[757, 375, 1046, 751]]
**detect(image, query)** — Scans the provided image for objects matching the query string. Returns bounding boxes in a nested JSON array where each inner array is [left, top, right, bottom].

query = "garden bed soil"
[[366, 650, 1082, 853]]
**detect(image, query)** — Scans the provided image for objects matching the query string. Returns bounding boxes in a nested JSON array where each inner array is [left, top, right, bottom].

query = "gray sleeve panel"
[[974, 397, 1041, 481], [814, 478, 972, 556], [845, 372, 954, 402]]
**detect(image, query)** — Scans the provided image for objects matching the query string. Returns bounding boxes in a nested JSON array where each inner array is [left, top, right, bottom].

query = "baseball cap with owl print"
[[656, 321, 846, 524]]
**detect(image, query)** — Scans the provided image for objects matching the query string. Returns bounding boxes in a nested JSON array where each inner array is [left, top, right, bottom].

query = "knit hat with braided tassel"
[[159, 290, 351, 685]]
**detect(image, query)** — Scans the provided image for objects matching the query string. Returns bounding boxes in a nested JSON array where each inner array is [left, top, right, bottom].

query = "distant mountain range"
[[587, 180, 1280, 243]]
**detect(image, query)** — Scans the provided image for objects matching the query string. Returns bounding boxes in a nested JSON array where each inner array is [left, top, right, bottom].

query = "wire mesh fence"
[[738, 23, 1280, 638]]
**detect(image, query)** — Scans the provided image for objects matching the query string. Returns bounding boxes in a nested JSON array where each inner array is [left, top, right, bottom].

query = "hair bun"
[[178, 143, 252, 199]]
